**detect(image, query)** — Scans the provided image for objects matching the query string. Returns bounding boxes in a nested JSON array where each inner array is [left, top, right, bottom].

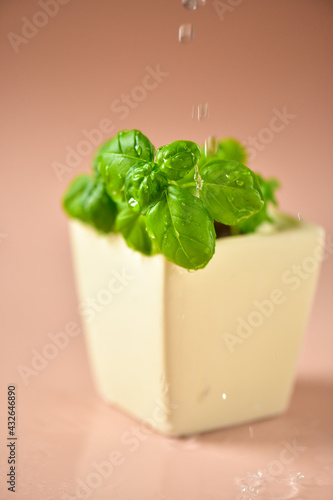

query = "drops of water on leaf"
[[128, 197, 138, 209], [135, 145, 142, 155], [194, 165, 203, 190], [204, 135, 218, 155], [178, 23, 194, 43], [182, 0, 206, 10]]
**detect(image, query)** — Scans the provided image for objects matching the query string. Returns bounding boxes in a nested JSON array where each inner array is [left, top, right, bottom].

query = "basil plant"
[[62, 129, 279, 270]]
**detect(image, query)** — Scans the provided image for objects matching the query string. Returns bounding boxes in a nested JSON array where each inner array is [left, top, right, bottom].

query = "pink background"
[[1, 0, 332, 498]]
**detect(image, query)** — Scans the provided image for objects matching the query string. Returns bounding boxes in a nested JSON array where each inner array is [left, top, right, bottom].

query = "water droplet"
[[235, 472, 303, 499], [204, 135, 218, 155], [222, 393, 227, 399], [178, 23, 194, 43], [192, 103, 209, 120], [236, 179, 244, 186], [128, 197, 138, 208], [198, 102, 209, 120], [135, 145, 142, 155], [182, 0, 206, 10], [194, 165, 203, 190]]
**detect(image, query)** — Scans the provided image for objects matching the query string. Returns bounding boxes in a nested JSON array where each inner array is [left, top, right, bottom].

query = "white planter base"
[[69, 214, 324, 436]]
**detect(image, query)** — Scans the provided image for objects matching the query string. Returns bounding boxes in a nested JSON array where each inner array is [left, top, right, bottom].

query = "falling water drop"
[[182, 0, 206, 10], [178, 23, 194, 43], [197, 102, 209, 120], [192, 103, 209, 120], [204, 136, 218, 155]]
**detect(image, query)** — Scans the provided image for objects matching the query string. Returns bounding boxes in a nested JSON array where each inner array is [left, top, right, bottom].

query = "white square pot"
[[69, 214, 324, 436]]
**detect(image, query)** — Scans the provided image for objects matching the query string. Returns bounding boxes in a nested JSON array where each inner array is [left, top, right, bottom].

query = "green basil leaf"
[[96, 130, 155, 201], [174, 167, 199, 197], [216, 138, 247, 163], [125, 162, 168, 214], [146, 185, 215, 270], [62, 174, 117, 233], [199, 159, 264, 225], [236, 174, 280, 233], [85, 180, 118, 233], [155, 140, 201, 181], [62, 175, 92, 223], [257, 174, 279, 206], [116, 206, 153, 256]]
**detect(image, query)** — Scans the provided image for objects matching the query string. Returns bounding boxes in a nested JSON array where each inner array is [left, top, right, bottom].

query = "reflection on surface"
[[15, 378, 333, 499]]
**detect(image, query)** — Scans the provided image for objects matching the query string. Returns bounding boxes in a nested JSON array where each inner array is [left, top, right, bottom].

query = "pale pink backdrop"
[[1, 0, 333, 499]]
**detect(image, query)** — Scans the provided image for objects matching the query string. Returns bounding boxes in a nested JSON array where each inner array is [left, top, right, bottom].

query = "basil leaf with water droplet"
[[96, 130, 155, 202], [146, 185, 215, 270], [116, 205, 153, 256], [199, 159, 264, 225], [62, 174, 117, 233], [155, 140, 201, 181], [235, 174, 280, 233], [125, 162, 168, 214]]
